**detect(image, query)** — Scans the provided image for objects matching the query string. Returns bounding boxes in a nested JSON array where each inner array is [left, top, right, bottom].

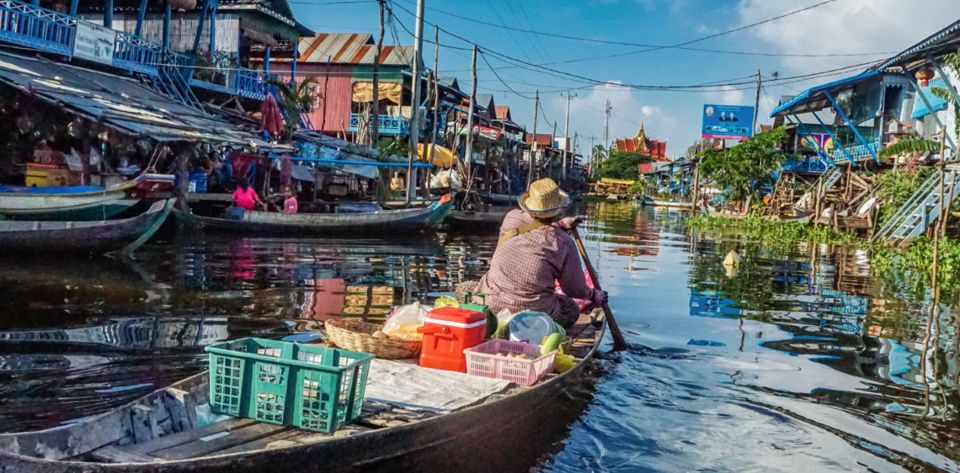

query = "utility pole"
[[602, 100, 611, 171], [427, 25, 440, 161], [562, 91, 575, 183], [529, 90, 539, 187], [752, 68, 761, 135], [370, 0, 385, 147], [405, 0, 425, 204], [589, 135, 596, 178], [464, 45, 478, 193]]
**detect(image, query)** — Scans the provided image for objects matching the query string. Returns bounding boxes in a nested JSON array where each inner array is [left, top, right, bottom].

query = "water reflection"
[[2, 201, 960, 470]]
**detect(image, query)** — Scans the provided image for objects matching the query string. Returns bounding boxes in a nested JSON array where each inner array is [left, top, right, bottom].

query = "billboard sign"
[[701, 104, 754, 140], [73, 22, 117, 65]]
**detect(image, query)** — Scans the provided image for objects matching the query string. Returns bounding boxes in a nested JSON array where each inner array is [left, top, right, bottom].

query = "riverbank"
[[686, 214, 960, 296]]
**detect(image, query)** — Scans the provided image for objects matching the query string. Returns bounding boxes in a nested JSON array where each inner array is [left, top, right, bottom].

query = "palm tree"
[[270, 76, 321, 137]]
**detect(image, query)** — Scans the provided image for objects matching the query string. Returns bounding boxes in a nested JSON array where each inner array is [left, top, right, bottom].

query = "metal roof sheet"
[[292, 33, 414, 66], [770, 70, 881, 118], [0, 51, 265, 145], [879, 19, 960, 71]]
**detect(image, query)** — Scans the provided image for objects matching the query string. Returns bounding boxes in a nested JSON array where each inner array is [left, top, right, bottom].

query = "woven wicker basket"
[[324, 319, 421, 360]]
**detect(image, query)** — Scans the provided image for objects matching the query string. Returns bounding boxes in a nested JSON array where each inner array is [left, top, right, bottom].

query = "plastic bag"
[[494, 309, 516, 339], [383, 302, 428, 341], [434, 295, 460, 309]]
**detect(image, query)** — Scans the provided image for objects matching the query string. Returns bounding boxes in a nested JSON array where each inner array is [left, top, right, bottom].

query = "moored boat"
[[445, 206, 511, 231], [0, 174, 157, 221], [0, 310, 605, 472], [703, 204, 747, 220], [176, 194, 454, 236], [0, 199, 174, 254], [639, 195, 694, 210]]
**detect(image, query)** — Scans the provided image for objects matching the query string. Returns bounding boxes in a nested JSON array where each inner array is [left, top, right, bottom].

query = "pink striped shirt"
[[477, 210, 594, 317]]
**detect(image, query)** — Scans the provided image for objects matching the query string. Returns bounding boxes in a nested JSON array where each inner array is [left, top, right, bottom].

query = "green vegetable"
[[540, 333, 562, 356]]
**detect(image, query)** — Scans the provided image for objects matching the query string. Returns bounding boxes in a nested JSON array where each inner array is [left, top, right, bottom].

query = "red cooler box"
[[418, 307, 487, 372]]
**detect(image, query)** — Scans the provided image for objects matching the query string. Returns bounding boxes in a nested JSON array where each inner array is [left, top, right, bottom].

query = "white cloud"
[[703, 85, 747, 106], [738, 0, 957, 72], [546, 83, 679, 154]]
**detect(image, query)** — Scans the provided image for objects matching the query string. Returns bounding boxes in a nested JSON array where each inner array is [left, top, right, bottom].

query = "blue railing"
[[781, 157, 831, 173], [843, 139, 882, 162], [236, 67, 274, 100], [0, 0, 275, 103], [349, 113, 409, 135], [113, 31, 164, 76], [0, 0, 75, 56]]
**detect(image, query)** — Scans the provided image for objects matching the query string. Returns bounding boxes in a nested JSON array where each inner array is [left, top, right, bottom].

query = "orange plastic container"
[[418, 306, 487, 372]]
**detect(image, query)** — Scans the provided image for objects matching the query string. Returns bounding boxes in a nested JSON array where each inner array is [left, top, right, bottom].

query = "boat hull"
[[445, 207, 510, 231], [178, 195, 453, 236], [0, 199, 173, 253]]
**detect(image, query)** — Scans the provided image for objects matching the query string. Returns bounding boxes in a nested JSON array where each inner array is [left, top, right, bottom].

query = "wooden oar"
[[571, 227, 629, 351]]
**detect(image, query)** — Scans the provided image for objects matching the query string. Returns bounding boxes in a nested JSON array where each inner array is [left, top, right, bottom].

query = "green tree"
[[595, 151, 652, 180], [271, 76, 320, 138], [699, 126, 789, 209]]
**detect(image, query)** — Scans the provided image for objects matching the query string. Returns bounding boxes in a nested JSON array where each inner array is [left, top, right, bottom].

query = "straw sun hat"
[[518, 178, 572, 219]]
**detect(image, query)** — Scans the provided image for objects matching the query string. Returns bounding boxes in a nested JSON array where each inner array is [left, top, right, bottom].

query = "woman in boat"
[[457, 178, 607, 329], [229, 179, 262, 219]]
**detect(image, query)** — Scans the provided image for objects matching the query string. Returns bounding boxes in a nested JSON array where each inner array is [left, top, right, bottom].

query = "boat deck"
[[80, 312, 603, 465]]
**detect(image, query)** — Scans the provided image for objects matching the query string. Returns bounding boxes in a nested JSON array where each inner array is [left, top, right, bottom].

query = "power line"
[[387, 0, 871, 92], [392, 0, 888, 59]]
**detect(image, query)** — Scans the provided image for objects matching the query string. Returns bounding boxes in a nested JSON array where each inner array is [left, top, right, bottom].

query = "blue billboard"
[[701, 104, 754, 140]]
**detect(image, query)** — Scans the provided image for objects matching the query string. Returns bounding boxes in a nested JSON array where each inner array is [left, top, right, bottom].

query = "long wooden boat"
[[0, 199, 174, 254], [703, 204, 747, 220], [0, 175, 150, 221], [445, 206, 511, 231], [177, 194, 453, 236], [639, 196, 694, 210], [0, 311, 605, 472], [764, 209, 814, 224], [480, 191, 518, 206]]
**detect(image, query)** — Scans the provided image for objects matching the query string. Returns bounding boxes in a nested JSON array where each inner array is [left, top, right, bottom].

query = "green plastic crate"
[[205, 337, 373, 433]]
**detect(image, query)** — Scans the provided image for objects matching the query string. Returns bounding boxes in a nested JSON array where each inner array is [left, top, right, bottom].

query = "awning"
[[770, 70, 881, 117], [0, 51, 262, 145]]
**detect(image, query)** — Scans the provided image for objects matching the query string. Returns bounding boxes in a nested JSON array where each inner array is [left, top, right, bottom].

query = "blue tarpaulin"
[[911, 77, 949, 119]]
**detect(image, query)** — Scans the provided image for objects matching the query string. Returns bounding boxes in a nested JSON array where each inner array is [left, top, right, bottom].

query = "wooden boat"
[[0, 199, 174, 254], [0, 175, 150, 221], [480, 191, 518, 206], [177, 194, 454, 236], [764, 209, 814, 224], [445, 206, 511, 231], [0, 311, 606, 472], [703, 205, 747, 220], [640, 196, 694, 210]]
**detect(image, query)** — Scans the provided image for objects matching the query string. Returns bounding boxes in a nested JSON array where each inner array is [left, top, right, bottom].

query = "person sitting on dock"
[[458, 178, 607, 329]]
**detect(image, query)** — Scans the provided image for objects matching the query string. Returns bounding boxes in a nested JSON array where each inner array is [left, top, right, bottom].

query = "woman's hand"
[[590, 289, 608, 308]]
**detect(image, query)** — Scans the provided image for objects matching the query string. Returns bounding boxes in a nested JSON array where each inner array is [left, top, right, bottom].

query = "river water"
[[1, 200, 958, 472]]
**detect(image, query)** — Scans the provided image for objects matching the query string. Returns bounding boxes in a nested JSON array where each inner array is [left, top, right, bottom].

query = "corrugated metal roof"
[[770, 70, 880, 117], [879, 19, 960, 71], [0, 51, 265, 145], [494, 106, 511, 120], [292, 33, 415, 66]]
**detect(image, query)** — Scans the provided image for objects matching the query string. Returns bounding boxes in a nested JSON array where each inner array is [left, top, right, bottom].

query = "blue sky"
[[288, 0, 958, 158]]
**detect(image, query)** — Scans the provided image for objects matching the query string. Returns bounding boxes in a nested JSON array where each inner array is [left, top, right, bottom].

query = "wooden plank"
[[151, 423, 290, 460], [90, 445, 163, 464], [214, 429, 310, 455], [162, 388, 198, 433], [126, 417, 257, 455], [131, 405, 160, 444]]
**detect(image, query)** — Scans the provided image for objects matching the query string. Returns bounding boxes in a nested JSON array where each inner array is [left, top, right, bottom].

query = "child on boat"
[[282, 186, 298, 214], [457, 178, 607, 329]]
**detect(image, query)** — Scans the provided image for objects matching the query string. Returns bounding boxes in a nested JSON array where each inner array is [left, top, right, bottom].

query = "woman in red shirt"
[[232, 180, 261, 211]]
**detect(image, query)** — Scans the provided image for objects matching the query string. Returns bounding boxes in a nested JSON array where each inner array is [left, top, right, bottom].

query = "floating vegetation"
[[687, 214, 960, 299]]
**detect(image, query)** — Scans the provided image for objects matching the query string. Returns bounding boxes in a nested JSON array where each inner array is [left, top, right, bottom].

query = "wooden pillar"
[[264, 47, 271, 74], [191, 0, 210, 54], [135, 0, 148, 37], [104, 0, 113, 28], [162, 4, 171, 51], [208, 4, 217, 54]]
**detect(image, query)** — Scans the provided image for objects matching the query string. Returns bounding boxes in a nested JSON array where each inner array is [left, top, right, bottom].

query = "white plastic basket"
[[463, 339, 557, 386]]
